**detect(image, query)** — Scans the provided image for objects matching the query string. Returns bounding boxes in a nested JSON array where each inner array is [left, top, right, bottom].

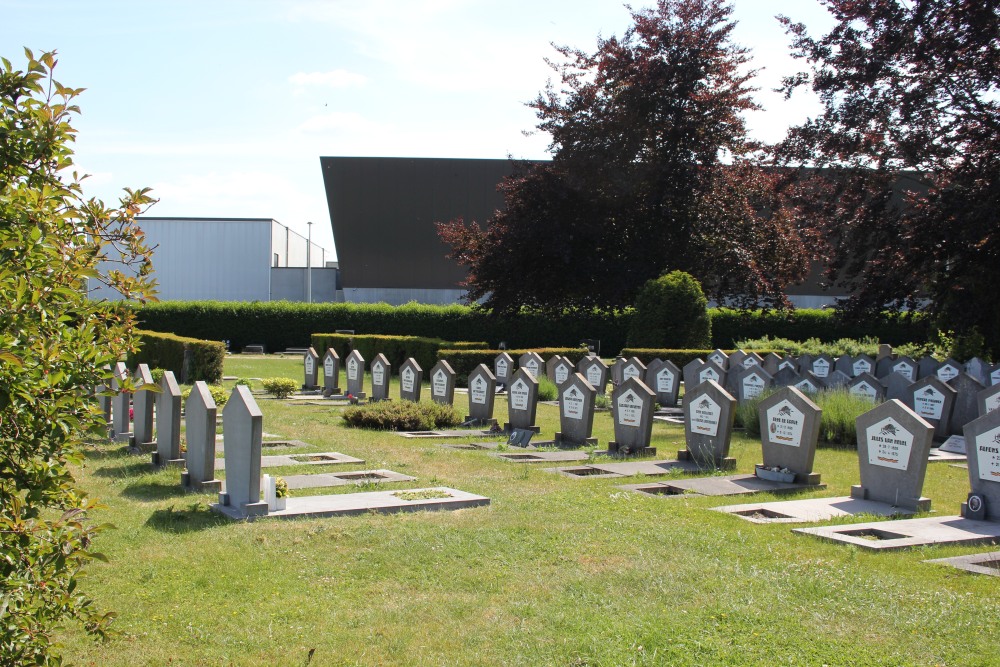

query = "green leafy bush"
[[628, 270, 711, 348], [128, 329, 226, 383], [150, 367, 165, 384], [234, 377, 255, 389], [342, 400, 462, 431], [537, 376, 558, 401], [181, 384, 230, 407], [261, 377, 298, 399], [710, 308, 929, 348]]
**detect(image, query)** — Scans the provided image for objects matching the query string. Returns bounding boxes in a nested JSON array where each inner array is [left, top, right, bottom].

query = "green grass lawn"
[[60, 356, 1000, 666]]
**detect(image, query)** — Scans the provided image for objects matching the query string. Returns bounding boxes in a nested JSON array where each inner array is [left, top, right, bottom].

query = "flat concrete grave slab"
[[625, 473, 825, 498], [550, 459, 702, 478], [438, 441, 500, 451], [214, 451, 363, 470], [215, 438, 311, 452], [396, 429, 496, 439], [794, 515, 1000, 551], [925, 551, 1000, 577], [714, 496, 920, 524], [283, 469, 416, 490], [213, 487, 489, 521], [499, 450, 591, 464]]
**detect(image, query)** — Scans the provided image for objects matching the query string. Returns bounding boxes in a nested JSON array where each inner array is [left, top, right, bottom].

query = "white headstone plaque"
[[853, 358, 873, 376], [690, 395, 721, 437], [432, 369, 447, 398], [865, 417, 914, 471], [765, 399, 805, 448], [616, 389, 643, 427], [812, 358, 830, 378], [347, 357, 359, 381], [372, 362, 385, 387], [893, 361, 915, 381], [699, 367, 720, 384], [586, 365, 603, 387], [470, 375, 487, 405], [656, 367, 675, 394], [523, 359, 539, 379], [555, 364, 570, 385], [562, 385, 585, 420], [324, 356, 334, 377], [850, 380, 880, 401], [510, 379, 529, 411], [742, 373, 766, 400], [401, 367, 414, 393], [974, 426, 1000, 482], [913, 385, 945, 420]]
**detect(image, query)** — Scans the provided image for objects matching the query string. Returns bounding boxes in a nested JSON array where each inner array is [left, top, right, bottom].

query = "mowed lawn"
[[61, 356, 1000, 666]]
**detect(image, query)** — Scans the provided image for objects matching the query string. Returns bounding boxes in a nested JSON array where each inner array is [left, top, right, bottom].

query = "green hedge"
[[311, 334, 448, 374], [438, 348, 593, 385], [128, 330, 226, 383], [619, 348, 787, 369], [134, 301, 930, 355]]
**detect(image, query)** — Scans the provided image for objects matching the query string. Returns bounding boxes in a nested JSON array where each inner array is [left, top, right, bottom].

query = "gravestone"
[[370, 353, 391, 402], [736, 366, 772, 403], [917, 356, 941, 380], [494, 352, 514, 388], [761, 352, 783, 376], [610, 355, 627, 386], [852, 399, 933, 511], [793, 372, 822, 395], [322, 348, 342, 395], [771, 367, 801, 388], [695, 360, 726, 387], [796, 354, 814, 376], [876, 344, 893, 361], [680, 379, 737, 469], [833, 355, 854, 378], [884, 371, 914, 402], [217, 386, 267, 518], [728, 350, 748, 370], [505, 368, 540, 433], [608, 377, 656, 456], [111, 361, 131, 442], [303, 347, 320, 390], [822, 370, 851, 390], [848, 372, 885, 403], [777, 356, 798, 373], [95, 381, 112, 438], [708, 349, 729, 369], [682, 359, 705, 393], [810, 354, 833, 379], [961, 408, 1000, 521], [153, 371, 183, 467], [555, 373, 597, 447], [966, 357, 990, 385], [992, 364, 1000, 387], [646, 358, 681, 407], [978, 382, 1000, 417], [399, 357, 423, 402], [345, 350, 366, 398], [948, 373, 985, 436], [466, 364, 497, 424], [429, 360, 456, 406], [936, 358, 962, 383], [578, 356, 609, 395], [878, 355, 917, 381], [519, 352, 543, 380], [550, 356, 576, 387], [131, 364, 156, 449], [619, 357, 646, 384], [741, 352, 763, 369], [903, 375, 956, 440], [852, 354, 876, 378], [181, 381, 221, 492], [758, 386, 822, 484]]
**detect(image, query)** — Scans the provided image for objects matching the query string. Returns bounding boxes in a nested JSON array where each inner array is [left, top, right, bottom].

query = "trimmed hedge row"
[[438, 348, 594, 385], [128, 330, 226, 384], [311, 334, 451, 374], [620, 348, 787, 369], [134, 301, 931, 354]]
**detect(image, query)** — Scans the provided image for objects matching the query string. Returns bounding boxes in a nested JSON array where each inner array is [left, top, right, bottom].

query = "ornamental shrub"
[[627, 271, 711, 349], [342, 400, 461, 431], [261, 377, 298, 399]]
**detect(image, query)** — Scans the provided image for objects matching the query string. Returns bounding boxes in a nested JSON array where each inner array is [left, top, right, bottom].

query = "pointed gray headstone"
[[323, 348, 342, 394], [154, 371, 182, 467], [833, 355, 855, 378], [619, 357, 646, 385], [708, 349, 729, 369], [345, 349, 365, 398], [518, 352, 543, 380], [111, 361, 131, 442], [466, 364, 496, 423], [555, 373, 597, 447], [736, 365, 772, 403], [792, 371, 822, 395], [219, 385, 267, 517], [965, 357, 989, 385], [761, 352, 783, 376], [695, 360, 726, 387], [903, 375, 957, 440], [131, 364, 156, 448], [646, 358, 681, 407], [95, 382, 112, 438], [810, 354, 833, 379], [550, 356, 575, 387], [681, 379, 737, 469], [399, 357, 423, 402], [741, 352, 763, 369], [962, 408, 1000, 521], [183, 381, 221, 492], [822, 369, 851, 390], [609, 355, 627, 385], [852, 399, 933, 511], [578, 355, 608, 395], [883, 371, 914, 402], [978, 382, 1000, 417], [370, 353, 391, 402], [852, 354, 875, 378], [771, 367, 801, 388], [936, 358, 962, 383], [682, 358, 705, 393], [917, 355, 941, 380], [429, 360, 456, 406], [777, 356, 797, 373], [848, 372, 885, 403], [505, 368, 539, 432], [494, 352, 513, 387], [608, 377, 656, 456], [796, 354, 814, 376], [303, 347, 320, 389], [948, 373, 985, 436], [877, 355, 917, 381], [758, 386, 822, 484], [728, 349, 748, 370]]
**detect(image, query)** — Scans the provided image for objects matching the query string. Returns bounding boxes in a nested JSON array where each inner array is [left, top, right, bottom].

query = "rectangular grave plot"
[[836, 527, 908, 541], [638, 484, 689, 496], [558, 466, 618, 477], [732, 508, 795, 520], [497, 453, 544, 461], [335, 471, 391, 481]]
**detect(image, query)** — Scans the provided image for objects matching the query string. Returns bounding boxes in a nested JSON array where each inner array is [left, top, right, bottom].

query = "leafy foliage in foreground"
[[260, 378, 298, 399], [342, 400, 461, 431], [0, 49, 155, 663]]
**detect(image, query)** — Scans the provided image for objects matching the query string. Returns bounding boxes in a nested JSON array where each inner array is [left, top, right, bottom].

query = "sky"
[[3, 0, 836, 258]]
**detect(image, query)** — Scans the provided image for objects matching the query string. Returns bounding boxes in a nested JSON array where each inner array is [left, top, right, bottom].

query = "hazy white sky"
[[3, 0, 835, 257]]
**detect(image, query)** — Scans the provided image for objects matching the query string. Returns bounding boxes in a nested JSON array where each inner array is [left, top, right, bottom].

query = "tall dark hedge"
[[627, 271, 711, 348], [127, 330, 226, 383]]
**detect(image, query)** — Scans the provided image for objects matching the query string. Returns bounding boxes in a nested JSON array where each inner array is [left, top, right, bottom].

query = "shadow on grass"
[[146, 501, 229, 533], [92, 460, 156, 479], [121, 480, 189, 502]]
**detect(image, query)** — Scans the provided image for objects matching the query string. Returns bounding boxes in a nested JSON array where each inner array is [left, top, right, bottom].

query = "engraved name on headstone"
[[399, 357, 423, 402], [904, 375, 956, 440], [467, 364, 497, 422], [519, 352, 543, 380], [759, 386, 822, 483], [555, 373, 597, 447], [505, 368, 540, 432], [429, 360, 456, 406], [578, 356, 609, 395], [345, 350, 365, 398], [323, 348, 342, 395], [370, 353, 391, 402]]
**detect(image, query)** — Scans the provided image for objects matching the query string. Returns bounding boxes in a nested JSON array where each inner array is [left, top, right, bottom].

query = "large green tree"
[[776, 0, 1000, 356], [1, 50, 156, 663], [438, 0, 814, 314]]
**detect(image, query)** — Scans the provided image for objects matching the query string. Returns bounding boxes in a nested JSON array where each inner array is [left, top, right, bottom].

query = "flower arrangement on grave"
[[274, 476, 288, 499]]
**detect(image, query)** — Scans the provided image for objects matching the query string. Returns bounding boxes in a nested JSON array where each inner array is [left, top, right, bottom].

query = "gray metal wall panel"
[[270, 268, 339, 302]]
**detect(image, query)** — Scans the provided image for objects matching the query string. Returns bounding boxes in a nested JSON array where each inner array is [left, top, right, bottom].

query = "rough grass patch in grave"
[[393, 489, 453, 501], [734, 388, 870, 447], [537, 376, 558, 401], [342, 400, 461, 431]]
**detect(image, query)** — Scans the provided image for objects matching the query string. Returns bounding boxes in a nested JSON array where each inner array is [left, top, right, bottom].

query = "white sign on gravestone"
[[562, 385, 585, 420], [324, 355, 334, 377], [853, 358, 873, 376], [699, 366, 720, 384], [795, 377, 819, 394], [992, 367, 1000, 386], [866, 417, 914, 470], [554, 363, 571, 386], [432, 369, 448, 398], [974, 425, 1000, 482], [470, 375, 488, 405], [742, 356, 759, 369], [656, 367, 675, 394], [779, 359, 796, 371], [913, 385, 945, 420], [622, 364, 642, 383], [496, 358, 508, 378], [401, 367, 415, 393], [937, 363, 961, 383], [305, 355, 314, 375], [765, 400, 805, 448], [372, 362, 385, 387], [850, 380, 880, 401], [812, 358, 830, 378], [616, 389, 643, 427], [347, 357, 359, 381], [510, 378, 530, 411], [690, 395, 721, 437], [986, 392, 1000, 414], [892, 360, 915, 381], [523, 359, 539, 379], [742, 373, 766, 400], [586, 364, 603, 387], [709, 351, 727, 367]]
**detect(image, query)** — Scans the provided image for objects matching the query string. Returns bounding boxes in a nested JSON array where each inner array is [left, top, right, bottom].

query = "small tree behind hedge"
[[627, 271, 711, 349]]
